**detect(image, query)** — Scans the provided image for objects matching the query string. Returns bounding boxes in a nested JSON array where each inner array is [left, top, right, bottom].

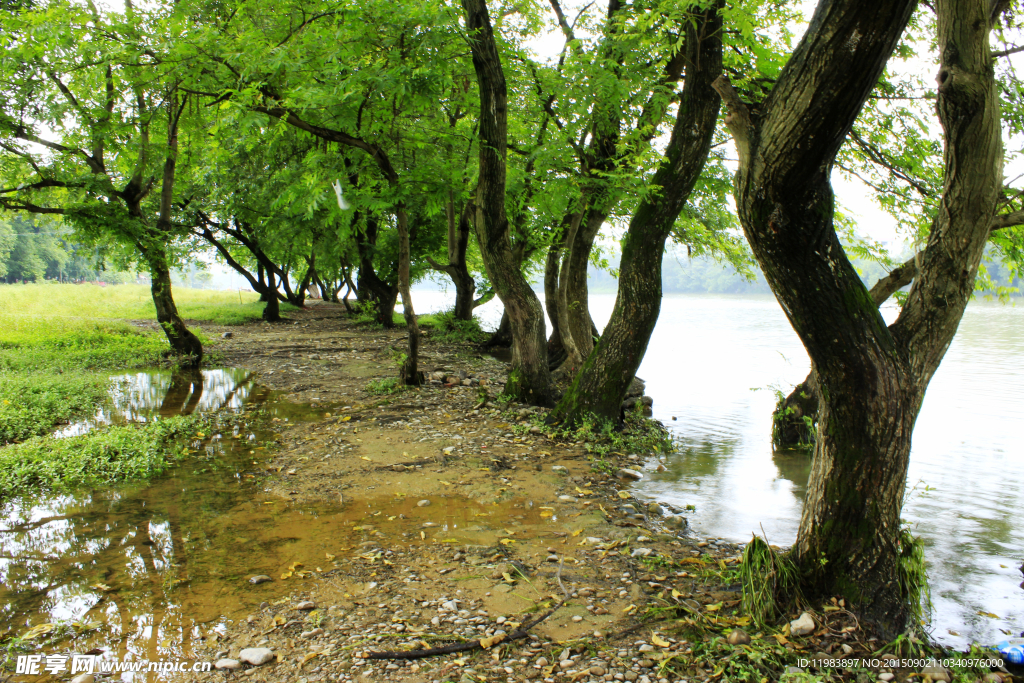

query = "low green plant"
[[420, 310, 487, 343], [897, 525, 932, 626], [740, 535, 800, 628], [365, 376, 403, 395], [0, 414, 210, 499], [0, 372, 109, 444], [532, 403, 674, 461]]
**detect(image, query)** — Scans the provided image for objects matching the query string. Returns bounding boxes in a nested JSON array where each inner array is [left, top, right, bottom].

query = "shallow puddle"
[[0, 369, 574, 681]]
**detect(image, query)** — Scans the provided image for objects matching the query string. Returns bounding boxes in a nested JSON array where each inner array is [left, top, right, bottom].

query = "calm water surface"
[[417, 288, 1024, 648]]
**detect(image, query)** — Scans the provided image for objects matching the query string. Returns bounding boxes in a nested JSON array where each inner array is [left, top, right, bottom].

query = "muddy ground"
[[162, 302, 1002, 683]]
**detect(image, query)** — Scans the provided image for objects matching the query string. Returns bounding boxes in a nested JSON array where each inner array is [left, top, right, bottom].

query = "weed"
[[365, 377, 403, 395], [0, 372, 109, 443], [897, 525, 932, 626], [420, 311, 487, 343], [740, 535, 800, 628], [0, 414, 212, 499], [527, 404, 673, 464]]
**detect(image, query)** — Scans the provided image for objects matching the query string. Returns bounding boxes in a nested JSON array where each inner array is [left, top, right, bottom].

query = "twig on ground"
[[366, 561, 570, 661]]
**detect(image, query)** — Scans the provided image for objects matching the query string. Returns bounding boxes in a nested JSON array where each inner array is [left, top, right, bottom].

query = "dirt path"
[[171, 304, 871, 683]]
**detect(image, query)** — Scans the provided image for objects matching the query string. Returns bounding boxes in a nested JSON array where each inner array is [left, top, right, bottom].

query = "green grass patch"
[[364, 376, 403, 395], [0, 414, 208, 499], [0, 373, 109, 444], [419, 310, 488, 343], [517, 404, 674, 464]]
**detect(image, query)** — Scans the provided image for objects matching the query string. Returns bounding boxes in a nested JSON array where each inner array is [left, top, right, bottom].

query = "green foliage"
[[420, 310, 488, 343], [0, 373, 108, 444], [897, 526, 932, 626], [740, 535, 800, 628], [0, 414, 208, 499], [364, 377, 403, 396], [529, 404, 673, 461]]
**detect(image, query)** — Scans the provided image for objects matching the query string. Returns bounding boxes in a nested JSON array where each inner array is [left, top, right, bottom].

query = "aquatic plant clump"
[[0, 414, 213, 498]]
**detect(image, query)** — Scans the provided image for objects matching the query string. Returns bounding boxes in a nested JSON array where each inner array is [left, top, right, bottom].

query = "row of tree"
[[3, 0, 1024, 637]]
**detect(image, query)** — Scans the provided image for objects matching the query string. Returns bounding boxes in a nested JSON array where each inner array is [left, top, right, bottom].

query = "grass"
[[0, 373, 109, 444], [0, 414, 208, 499]]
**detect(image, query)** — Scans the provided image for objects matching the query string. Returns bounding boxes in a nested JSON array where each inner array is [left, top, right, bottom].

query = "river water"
[[416, 287, 1024, 649]]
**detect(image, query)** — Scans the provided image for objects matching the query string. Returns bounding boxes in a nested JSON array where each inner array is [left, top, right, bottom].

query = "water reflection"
[[59, 369, 264, 437]]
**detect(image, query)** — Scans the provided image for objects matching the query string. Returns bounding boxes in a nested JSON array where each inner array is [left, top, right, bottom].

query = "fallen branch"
[[366, 561, 569, 660]]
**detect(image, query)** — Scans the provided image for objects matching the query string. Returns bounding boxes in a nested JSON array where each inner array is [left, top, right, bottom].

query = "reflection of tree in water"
[[655, 436, 740, 483], [771, 449, 811, 500]]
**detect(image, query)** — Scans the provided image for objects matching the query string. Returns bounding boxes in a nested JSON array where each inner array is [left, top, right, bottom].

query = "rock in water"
[[789, 612, 815, 636], [214, 659, 241, 670], [294, 600, 316, 610], [239, 648, 275, 666], [248, 575, 272, 585], [616, 468, 643, 481]]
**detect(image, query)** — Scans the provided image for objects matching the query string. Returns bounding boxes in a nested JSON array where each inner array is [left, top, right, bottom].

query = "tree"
[[549, 0, 725, 424], [0, 1, 203, 363], [713, 0, 1004, 632]]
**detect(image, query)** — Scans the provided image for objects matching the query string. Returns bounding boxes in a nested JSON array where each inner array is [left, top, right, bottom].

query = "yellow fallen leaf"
[[623, 604, 637, 613], [280, 571, 293, 580], [706, 602, 723, 612], [439, 480, 453, 486], [360, 456, 371, 461], [288, 562, 303, 570], [90, 583, 115, 592], [300, 651, 321, 666], [479, 634, 506, 649], [341, 416, 351, 422], [502, 572, 515, 583], [499, 538, 515, 545], [977, 610, 1000, 618], [387, 515, 396, 521], [22, 623, 55, 640], [671, 589, 682, 599], [274, 614, 286, 625], [325, 553, 335, 561], [420, 531, 425, 539], [651, 635, 671, 648], [540, 510, 554, 518], [618, 491, 630, 499], [571, 529, 583, 537]]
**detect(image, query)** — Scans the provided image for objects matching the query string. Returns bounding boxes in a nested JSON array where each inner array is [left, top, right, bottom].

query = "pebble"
[[878, 674, 895, 682], [639, 644, 654, 652], [616, 468, 643, 481], [238, 647, 275, 666], [301, 628, 324, 638], [558, 495, 575, 502], [664, 515, 686, 529], [727, 628, 751, 645], [789, 611, 815, 636], [417, 499, 432, 507], [784, 666, 804, 674], [631, 548, 653, 558], [248, 575, 273, 585], [214, 659, 241, 670], [590, 665, 606, 676], [295, 600, 316, 610], [536, 657, 549, 667], [624, 672, 638, 681], [571, 615, 583, 622], [70, 675, 95, 683], [551, 465, 568, 474], [221, 331, 233, 339], [921, 664, 950, 682]]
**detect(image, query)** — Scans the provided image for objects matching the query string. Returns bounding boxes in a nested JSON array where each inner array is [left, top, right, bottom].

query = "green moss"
[[0, 373, 109, 444]]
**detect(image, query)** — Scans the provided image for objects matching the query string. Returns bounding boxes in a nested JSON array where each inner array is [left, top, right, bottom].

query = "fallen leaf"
[[300, 651, 321, 666], [89, 583, 115, 593], [360, 456, 371, 461], [479, 634, 506, 649], [502, 572, 515, 583], [22, 623, 55, 640], [274, 614, 286, 625], [540, 510, 554, 518], [571, 529, 583, 537], [977, 610, 1000, 619], [325, 553, 335, 561], [651, 634, 671, 648]]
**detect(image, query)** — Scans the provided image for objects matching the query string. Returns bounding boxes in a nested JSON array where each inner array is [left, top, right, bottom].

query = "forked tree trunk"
[[462, 0, 553, 406], [715, 0, 1001, 634], [147, 251, 203, 366], [550, 3, 723, 424]]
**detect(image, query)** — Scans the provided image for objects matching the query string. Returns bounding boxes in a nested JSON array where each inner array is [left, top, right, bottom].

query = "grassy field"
[[0, 282, 281, 445]]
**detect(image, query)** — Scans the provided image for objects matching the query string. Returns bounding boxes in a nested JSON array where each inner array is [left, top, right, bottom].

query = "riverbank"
[[171, 303, 1011, 683], [0, 292, 1014, 683]]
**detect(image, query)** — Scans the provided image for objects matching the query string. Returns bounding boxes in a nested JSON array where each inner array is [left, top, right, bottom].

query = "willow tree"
[[714, 0, 1004, 631], [0, 1, 203, 363]]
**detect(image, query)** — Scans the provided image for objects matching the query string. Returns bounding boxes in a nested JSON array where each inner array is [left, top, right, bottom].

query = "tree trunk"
[[262, 271, 281, 322], [396, 208, 423, 385], [543, 230, 568, 369], [560, 211, 604, 371], [773, 256, 919, 448], [462, 0, 553, 406], [484, 309, 513, 348], [257, 263, 268, 302], [146, 250, 203, 366], [429, 201, 478, 321], [714, 0, 1000, 634], [550, 3, 722, 425]]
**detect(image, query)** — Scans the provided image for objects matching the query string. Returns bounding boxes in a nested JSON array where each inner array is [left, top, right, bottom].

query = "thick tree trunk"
[[561, 211, 604, 370], [484, 309, 513, 348], [543, 230, 567, 368], [146, 251, 203, 367], [715, 0, 1000, 634], [356, 215, 399, 327], [429, 201, 478, 321], [462, 0, 553, 406], [773, 256, 919, 447], [262, 271, 281, 322], [257, 263, 268, 302], [550, 4, 722, 425]]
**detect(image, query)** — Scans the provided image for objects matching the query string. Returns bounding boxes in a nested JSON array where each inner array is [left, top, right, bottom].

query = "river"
[[414, 286, 1024, 650]]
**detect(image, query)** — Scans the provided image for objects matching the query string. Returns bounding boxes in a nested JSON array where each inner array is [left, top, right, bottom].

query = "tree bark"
[[549, 2, 723, 424], [397, 207, 424, 385], [462, 0, 553, 406], [262, 271, 281, 322], [773, 255, 919, 447], [715, 0, 1000, 634], [145, 247, 203, 366], [428, 201, 478, 321]]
